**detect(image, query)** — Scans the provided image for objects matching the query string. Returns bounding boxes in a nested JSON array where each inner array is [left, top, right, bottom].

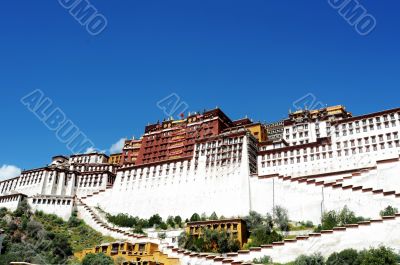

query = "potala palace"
[[2, 105, 400, 264]]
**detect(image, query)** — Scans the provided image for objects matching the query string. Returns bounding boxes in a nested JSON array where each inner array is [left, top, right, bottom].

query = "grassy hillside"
[[33, 210, 114, 253], [0, 200, 114, 264]]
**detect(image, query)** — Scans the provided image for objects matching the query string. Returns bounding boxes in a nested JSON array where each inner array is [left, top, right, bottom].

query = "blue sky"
[[0, 0, 399, 177]]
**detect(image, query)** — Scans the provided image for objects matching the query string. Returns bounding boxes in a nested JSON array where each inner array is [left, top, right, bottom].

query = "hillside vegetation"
[[0, 200, 114, 264]]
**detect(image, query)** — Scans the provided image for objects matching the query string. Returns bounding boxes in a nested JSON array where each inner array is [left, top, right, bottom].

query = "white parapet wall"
[[28, 195, 75, 221], [0, 193, 26, 212]]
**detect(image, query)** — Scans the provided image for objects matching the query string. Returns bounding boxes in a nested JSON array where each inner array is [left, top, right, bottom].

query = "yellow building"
[[245, 123, 268, 142], [185, 218, 248, 247], [75, 241, 179, 265], [109, 153, 122, 165]]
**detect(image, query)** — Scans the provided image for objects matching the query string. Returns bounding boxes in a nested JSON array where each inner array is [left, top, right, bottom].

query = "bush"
[[317, 206, 366, 231], [253, 255, 272, 264], [178, 228, 240, 253], [358, 246, 399, 265], [106, 213, 137, 227], [326, 249, 360, 265], [0, 207, 8, 218], [294, 253, 324, 265], [246, 225, 283, 248], [325, 247, 400, 265], [68, 211, 83, 227], [13, 199, 31, 218], [380, 206, 398, 217], [82, 253, 114, 265]]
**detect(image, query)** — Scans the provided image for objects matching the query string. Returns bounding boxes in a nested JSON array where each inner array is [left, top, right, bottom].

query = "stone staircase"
[[76, 197, 178, 259]]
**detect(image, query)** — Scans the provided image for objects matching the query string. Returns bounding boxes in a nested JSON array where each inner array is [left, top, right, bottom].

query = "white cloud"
[[109, 138, 126, 154], [0, 165, 22, 180], [85, 147, 106, 154], [85, 147, 97, 153]]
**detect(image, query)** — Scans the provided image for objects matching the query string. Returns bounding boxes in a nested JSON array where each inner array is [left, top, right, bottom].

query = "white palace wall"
[[249, 172, 400, 224], [85, 135, 253, 220]]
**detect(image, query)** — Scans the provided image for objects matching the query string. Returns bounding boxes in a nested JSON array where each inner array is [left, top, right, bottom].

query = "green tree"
[[82, 253, 114, 265], [380, 206, 398, 217], [158, 221, 168, 230], [174, 216, 182, 227], [338, 206, 358, 225], [210, 212, 219, 220], [167, 216, 175, 228], [273, 205, 289, 232], [244, 211, 264, 230], [51, 232, 73, 262], [190, 213, 201, 222], [148, 214, 162, 227], [320, 210, 338, 230]]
